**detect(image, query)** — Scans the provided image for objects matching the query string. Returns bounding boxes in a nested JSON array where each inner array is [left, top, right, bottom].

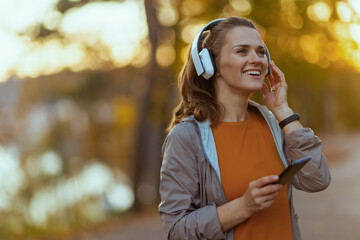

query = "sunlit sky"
[[0, 0, 148, 82], [0, 0, 360, 82]]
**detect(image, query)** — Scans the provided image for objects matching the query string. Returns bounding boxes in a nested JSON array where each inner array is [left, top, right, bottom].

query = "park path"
[[293, 132, 360, 240], [83, 131, 360, 240]]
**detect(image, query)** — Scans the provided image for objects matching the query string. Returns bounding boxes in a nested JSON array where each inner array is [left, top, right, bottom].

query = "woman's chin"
[[247, 82, 264, 92]]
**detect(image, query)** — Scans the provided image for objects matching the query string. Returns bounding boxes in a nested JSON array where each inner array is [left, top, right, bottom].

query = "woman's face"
[[216, 26, 268, 96]]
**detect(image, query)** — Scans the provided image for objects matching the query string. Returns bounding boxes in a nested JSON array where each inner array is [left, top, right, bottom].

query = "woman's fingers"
[[267, 68, 276, 87], [269, 61, 286, 84], [251, 183, 282, 200], [250, 175, 279, 189], [242, 175, 285, 216], [258, 183, 283, 196], [261, 82, 270, 97], [254, 191, 279, 206]]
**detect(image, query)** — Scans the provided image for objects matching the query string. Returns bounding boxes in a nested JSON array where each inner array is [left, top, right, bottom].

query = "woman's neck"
[[218, 91, 250, 122]]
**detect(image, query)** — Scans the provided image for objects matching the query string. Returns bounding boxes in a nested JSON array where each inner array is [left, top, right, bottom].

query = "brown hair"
[[167, 17, 257, 132]]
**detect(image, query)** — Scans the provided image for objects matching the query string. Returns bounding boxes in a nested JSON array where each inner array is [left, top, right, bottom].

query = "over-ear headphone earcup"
[[265, 63, 271, 76], [191, 18, 225, 79], [199, 48, 215, 80], [264, 44, 271, 76]]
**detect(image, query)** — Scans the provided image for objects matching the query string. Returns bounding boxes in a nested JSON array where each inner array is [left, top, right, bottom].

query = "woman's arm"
[[284, 128, 331, 192], [159, 123, 226, 240], [261, 61, 331, 192], [261, 61, 302, 133], [217, 175, 282, 232]]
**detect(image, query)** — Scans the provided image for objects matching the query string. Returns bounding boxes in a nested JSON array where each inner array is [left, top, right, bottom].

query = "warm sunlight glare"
[[0, 0, 58, 33], [0, 30, 26, 81], [60, 1, 148, 68], [158, 5, 178, 27], [180, 0, 206, 17], [0, 146, 24, 211], [333, 21, 351, 40], [307, 2, 332, 22], [287, 14, 304, 29], [348, 0, 360, 16], [156, 44, 176, 67], [40, 151, 63, 176], [336, 2, 353, 22], [300, 35, 320, 64], [181, 23, 206, 44], [229, 0, 252, 15], [0, 0, 148, 82], [350, 24, 360, 44], [0, 0, 58, 81], [280, 0, 297, 13], [29, 162, 134, 226], [16, 39, 85, 78]]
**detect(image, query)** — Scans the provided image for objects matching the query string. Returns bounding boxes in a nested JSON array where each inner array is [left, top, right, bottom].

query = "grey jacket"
[[159, 101, 331, 240]]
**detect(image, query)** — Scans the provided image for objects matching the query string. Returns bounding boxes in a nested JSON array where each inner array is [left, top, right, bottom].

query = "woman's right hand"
[[217, 175, 283, 232], [240, 175, 283, 218]]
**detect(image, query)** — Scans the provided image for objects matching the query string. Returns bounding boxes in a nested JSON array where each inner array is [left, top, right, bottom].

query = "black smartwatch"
[[278, 113, 300, 129]]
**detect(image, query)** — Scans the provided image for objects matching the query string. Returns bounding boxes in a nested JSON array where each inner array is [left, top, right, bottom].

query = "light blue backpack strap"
[[195, 119, 221, 183]]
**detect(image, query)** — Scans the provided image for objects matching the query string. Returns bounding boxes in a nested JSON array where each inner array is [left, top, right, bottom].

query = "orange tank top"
[[212, 108, 292, 240]]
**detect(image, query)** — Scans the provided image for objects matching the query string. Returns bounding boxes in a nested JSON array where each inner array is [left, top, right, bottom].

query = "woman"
[[159, 17, 331, 240]]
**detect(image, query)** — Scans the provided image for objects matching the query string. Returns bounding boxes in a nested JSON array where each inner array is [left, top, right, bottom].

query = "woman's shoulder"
[[163, 118, 201, 156], [168, 117, 199, 140]]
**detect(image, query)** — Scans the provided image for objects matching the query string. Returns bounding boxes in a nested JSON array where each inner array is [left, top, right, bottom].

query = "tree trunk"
[[132, 0, 161, 210]]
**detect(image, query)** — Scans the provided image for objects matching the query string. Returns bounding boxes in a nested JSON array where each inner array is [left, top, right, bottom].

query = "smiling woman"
[[159, 16, 331, 240]]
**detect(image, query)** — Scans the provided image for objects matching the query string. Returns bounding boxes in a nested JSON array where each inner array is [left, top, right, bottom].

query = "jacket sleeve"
[[283, 128, 331, 192], [158, 123, 226, 240]]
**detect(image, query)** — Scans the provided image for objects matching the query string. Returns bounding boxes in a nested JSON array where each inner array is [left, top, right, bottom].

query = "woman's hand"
[[240, 175, 283, 218], [261, 61, 293, 121], [217, 175, 283, 232]]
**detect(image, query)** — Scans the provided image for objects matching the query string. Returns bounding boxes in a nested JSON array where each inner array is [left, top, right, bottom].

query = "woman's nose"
[[249, 51, 261, 63]]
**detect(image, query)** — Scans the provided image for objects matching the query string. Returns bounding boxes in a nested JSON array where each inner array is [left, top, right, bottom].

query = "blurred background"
[[0, 0, 360, 239]]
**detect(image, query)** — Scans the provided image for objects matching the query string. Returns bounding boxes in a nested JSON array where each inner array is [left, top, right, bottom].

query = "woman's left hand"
[[261, 61, 293, 121]]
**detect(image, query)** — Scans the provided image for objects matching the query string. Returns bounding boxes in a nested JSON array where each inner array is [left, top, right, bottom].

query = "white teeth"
[[245, 70, 260, 76]]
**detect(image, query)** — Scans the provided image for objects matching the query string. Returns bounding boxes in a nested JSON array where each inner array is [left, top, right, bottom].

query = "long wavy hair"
[[167, 17, 257, 132]]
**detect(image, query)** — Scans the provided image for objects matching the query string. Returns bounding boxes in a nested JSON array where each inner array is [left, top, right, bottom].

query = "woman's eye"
[[237, 49, 247, 54], [258, 50, 266, 56]]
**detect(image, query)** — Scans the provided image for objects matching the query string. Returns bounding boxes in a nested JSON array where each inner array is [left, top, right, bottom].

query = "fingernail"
[[273, 176, 279, 180]]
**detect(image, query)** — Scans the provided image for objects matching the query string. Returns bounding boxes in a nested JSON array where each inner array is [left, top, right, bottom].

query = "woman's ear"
[[215, 70, 221, 78], [214, 60, 221, 78]]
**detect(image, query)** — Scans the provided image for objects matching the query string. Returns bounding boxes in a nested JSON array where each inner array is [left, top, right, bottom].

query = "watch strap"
[[279, 113, 300, 129]]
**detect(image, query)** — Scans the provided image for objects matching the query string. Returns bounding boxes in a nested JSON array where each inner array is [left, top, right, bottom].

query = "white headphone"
[[191, 18, 271, 80]]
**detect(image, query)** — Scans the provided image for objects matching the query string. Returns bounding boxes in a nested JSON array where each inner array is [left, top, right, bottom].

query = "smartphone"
[[274, 156, 312, 185]]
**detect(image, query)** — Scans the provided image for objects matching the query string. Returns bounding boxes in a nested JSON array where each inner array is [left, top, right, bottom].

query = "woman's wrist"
[[272, 107, 294, 122], [217, 197, 252, 232], [236, 197, 252, 220]]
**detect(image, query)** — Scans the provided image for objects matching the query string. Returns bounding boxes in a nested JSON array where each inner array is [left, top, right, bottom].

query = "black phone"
[[274, 156, 312, 185]]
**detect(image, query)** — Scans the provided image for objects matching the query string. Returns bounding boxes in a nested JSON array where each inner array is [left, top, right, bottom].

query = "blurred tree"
[[131, 0, 161, 210]]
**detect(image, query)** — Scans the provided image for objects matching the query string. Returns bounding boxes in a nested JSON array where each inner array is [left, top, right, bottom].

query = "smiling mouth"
[[244, 70, 261, 76]]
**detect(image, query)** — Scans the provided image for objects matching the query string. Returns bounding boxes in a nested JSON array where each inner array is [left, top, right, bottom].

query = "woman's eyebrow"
[[232, 44, 265, 50], [232, 44, 250, 49]]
